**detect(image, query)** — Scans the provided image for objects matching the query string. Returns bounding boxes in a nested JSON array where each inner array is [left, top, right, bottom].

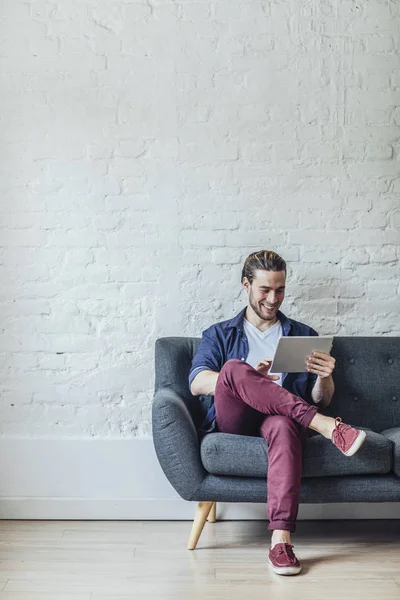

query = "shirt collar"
[[227, 307, 292, 336]]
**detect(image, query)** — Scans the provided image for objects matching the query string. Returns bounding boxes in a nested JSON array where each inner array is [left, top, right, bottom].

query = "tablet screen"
[[270, 336, 333, 373]]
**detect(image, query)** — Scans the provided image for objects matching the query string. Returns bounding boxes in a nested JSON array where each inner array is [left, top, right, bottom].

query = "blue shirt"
[[189, 307, 319, 435]]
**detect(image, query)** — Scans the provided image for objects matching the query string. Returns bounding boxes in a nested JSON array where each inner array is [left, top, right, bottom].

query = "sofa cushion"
[[200, 428, 393, 478], [381, 427, 400, 477]]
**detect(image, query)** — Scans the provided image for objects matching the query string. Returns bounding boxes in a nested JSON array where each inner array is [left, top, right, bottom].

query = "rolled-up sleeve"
[[188, 326, 224, 387]]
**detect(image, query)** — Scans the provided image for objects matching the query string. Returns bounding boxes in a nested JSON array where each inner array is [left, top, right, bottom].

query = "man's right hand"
[[255, 359, 280, 381]]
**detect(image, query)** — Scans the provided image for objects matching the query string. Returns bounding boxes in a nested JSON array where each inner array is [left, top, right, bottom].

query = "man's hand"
[[255, 359, 280, 381], [306, 351, 336, 379]]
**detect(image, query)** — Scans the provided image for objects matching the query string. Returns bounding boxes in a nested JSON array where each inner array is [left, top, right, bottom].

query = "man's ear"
[[242, 277, 250, 293]]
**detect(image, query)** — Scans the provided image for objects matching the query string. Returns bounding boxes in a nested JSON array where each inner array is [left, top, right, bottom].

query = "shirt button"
[[388, 358, 394, 364], [353, 395, 359, 402], [241, 357, 245, 361], [393, 396, 398, 402], [349, 358, 355, 364]]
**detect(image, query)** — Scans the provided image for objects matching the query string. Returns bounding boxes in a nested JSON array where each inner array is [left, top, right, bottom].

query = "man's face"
[[243, 269, 286, 322]]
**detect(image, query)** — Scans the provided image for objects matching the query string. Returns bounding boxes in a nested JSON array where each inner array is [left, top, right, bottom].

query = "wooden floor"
[[0, 519, 399, 599]]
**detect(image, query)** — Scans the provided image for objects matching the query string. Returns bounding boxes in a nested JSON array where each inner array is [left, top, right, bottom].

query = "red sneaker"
[[331, 417, 366, 456], [268, 543, 302, 576]]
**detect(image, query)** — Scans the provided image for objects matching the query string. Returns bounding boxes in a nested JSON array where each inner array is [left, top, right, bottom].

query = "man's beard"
[[249, 290, 279, 322]]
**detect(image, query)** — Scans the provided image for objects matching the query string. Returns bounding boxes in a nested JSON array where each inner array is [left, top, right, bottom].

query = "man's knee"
[[220, 359, 250, 377]]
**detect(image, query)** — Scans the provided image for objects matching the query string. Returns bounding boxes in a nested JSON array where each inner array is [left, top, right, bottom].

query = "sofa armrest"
[[381, 427, 400, 477], [152, 387, 207, 500]]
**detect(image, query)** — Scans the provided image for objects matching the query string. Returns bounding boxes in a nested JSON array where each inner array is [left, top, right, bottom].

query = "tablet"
[[269, 336, 334, 373]]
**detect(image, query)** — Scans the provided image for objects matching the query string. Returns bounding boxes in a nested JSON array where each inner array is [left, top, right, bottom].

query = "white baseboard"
[[0, 437, 399, 520], [1, 499, 400, 521]]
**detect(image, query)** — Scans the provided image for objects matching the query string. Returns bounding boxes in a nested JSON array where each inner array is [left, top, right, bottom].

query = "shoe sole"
[[268, 558, 302, 576], [343, 429, 367, 457]]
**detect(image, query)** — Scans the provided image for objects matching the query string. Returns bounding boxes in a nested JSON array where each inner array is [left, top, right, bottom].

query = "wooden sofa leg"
[[187, 501, 214, 550], [207, 502, 217, 523]]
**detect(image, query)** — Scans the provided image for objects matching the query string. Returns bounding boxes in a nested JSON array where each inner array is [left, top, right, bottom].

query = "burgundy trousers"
[[214, 359, 319, 533]]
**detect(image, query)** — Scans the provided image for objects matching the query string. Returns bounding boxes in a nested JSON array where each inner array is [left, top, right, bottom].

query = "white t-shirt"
[[243, 318, 283, 386]]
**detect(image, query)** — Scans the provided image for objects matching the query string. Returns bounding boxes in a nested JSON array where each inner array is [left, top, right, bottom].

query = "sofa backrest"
[[326, 337, 399, 432], [155, 336, 400, 433]]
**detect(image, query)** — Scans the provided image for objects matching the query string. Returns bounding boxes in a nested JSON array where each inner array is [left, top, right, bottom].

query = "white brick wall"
[[0, 0, 399, 437]]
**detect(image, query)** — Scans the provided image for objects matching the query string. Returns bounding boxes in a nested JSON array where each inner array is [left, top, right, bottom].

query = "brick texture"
[[0, 0, 399, 436]]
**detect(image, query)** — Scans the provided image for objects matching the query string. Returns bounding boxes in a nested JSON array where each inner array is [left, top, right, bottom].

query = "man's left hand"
[[306, 351, 335, 379]]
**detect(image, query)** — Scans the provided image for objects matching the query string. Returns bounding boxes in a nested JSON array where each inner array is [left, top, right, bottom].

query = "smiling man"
[[189, 250, 366, 576]]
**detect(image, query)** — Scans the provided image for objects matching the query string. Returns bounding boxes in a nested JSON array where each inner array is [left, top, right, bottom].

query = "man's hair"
[[241, 250, 287, 284]]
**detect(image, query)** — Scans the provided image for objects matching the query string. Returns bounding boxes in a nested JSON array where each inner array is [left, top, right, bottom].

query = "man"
[[189, 250, 366, 576]]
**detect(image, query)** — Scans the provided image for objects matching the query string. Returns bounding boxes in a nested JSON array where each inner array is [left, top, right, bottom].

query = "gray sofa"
[[152, 336, 400, 549]]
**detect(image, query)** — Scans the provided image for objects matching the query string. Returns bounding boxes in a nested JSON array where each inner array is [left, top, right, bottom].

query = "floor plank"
[[0, 594, 90, 600]]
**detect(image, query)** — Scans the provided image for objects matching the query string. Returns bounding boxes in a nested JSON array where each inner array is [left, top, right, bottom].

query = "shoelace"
[[273, 543, 296, 562], [332, 417, 351, 450]]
